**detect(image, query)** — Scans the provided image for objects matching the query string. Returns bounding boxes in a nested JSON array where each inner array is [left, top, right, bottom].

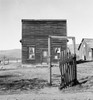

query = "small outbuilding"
[[20, 19, 67, 65], [78, 38, 93, 61]]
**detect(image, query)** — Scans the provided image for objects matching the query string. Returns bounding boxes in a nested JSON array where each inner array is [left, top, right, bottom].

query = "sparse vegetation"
[[0, 62, 92, 99]]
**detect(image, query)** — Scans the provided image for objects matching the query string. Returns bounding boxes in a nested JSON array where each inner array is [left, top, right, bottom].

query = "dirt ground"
[[0, 62, 93, 100]]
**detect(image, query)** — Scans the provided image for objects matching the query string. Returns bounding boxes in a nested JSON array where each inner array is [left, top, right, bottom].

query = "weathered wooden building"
[[20, 19, 67, 65], [78, 38, 93, 61]]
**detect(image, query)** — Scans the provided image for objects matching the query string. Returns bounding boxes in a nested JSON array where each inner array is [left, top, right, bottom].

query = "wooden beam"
[[48, 37, 52, 85], [49, 35, 75, 39], [72, 37, 77, 82]]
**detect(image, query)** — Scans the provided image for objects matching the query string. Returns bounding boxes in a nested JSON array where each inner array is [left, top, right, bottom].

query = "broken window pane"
[[29, 47, 35, 59]]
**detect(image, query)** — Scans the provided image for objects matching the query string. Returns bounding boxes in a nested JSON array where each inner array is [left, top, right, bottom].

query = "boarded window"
[[43, 51, 48, 57], [29, 47, 35, 59]]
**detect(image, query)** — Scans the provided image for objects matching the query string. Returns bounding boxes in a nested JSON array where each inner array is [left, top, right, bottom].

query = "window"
[[83, 44, 85, 47], [54, 47, 61, 53], [54, 47, 61, 59], [89, 52, 92, 57], [28, 47, 35, 59]]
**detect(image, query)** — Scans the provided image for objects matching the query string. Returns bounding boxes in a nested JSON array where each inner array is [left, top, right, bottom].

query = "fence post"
[[72, 37, 77, 83], [48, 37, 52, 85]]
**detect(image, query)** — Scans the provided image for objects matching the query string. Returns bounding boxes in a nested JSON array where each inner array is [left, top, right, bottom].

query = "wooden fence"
[[59, 50, 77, 89], [0, 59, 21, 65]]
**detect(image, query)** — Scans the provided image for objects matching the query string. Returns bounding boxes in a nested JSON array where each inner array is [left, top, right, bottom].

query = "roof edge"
[[21, 19, 67, 22], [78, 38, 84, 50]]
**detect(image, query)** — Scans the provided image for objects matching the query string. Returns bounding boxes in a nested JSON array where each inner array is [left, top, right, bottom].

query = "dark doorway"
[[84, 55, 86, 61]]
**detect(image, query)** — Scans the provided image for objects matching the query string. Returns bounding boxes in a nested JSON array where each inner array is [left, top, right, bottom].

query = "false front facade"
[[20, 19, 67, 65]]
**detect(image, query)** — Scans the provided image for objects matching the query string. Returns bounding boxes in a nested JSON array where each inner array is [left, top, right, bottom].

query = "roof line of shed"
[[78, 38, 84, 50], [78, 38, 93, 50]]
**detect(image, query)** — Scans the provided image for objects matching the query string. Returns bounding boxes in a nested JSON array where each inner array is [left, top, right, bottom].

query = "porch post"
[[48, 37, 52, 85]]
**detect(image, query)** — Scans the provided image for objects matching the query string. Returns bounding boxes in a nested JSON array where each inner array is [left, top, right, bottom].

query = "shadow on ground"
[[76, 60, 93, 64]]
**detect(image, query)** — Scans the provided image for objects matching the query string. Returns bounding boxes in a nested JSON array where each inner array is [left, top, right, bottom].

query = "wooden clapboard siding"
[[78, 38, 93, 60], [21, 19, 67, 64], [22, 20, 66, 37]]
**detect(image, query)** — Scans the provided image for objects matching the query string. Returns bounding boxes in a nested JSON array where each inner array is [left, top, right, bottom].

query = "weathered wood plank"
[[21, 20, 67, 64]]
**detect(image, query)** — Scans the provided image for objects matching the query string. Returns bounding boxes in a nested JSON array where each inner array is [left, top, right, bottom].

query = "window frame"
[[53, 47, 61, 60], [28, 46, 35, 60]]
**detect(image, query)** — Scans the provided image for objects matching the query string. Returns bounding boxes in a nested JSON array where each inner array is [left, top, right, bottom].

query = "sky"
[[0, 0, 93, 50]]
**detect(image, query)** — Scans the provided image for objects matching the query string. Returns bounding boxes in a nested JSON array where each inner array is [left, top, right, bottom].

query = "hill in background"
[[0, 49, 21, 60], [0, 44, 79, 60]]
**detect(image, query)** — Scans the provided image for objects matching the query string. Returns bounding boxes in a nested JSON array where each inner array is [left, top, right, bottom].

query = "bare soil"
[[0, 62, 93, 100]]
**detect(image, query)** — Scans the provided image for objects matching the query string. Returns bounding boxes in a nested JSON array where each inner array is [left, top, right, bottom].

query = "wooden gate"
[[48, 36, 78, 88], [59, 50, 77, 89]]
